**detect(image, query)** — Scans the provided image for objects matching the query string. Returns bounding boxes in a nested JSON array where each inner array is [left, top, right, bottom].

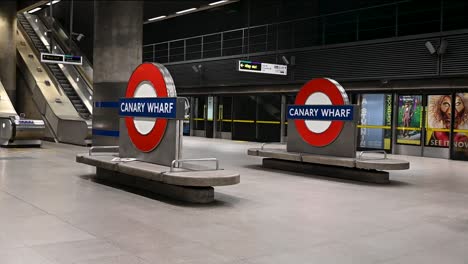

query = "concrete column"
[[93, 1, 143, 146], [0, 1, 17, 105]]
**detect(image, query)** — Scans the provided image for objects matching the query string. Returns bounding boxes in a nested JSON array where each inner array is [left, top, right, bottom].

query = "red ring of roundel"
[[294, 78, 345, 147], [125, 63, 168, 152]]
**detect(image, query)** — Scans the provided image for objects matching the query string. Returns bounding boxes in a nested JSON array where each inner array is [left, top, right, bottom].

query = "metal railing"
[[89, 146, 119, 156], [170, 158, 219, 172], [143, 0, 465, 64], [358, 150, 388, 160]]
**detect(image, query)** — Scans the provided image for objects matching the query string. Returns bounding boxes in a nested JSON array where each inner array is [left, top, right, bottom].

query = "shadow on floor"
[[79, 174, 242, 208], [242, 164, 412, 187], [0, 156, 34, 160]]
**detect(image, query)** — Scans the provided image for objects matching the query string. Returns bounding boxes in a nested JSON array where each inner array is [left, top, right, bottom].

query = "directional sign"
[[238, 60, 287, 76], [40, 53, 83, 65]]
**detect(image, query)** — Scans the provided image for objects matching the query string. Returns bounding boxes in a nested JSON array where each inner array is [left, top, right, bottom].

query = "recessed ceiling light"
[[148, 15, 167, 21], [176, 8, 197, 14], [28, 7, 41, 14], [46, 0, 61, 5], [209, 0, 228, 6]]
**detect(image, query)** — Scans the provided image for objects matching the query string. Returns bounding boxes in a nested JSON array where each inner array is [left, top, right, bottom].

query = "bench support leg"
[[262, 158, 390, 184], [96, 168, 215, 203]]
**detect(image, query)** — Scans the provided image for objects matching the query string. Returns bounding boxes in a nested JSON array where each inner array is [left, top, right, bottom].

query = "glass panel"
[[207, 96, 214, 121], [193, 96, 206, 131], [452, 93, 468, 160], [284, 94, 295, 137], [426, 95, 451, 148], [398, 0, 441, 36], [443, 0, 468, 31], [218, 96, 233, 133], [358, 94, 392, 150], [396, 95, 423, 145], [232, 95, 256, 141], [257, 94, 281, 142]]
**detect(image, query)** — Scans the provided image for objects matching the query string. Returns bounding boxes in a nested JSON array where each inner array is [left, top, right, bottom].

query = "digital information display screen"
[[238, 60, 287, 76], [64, 55, 82, 65]]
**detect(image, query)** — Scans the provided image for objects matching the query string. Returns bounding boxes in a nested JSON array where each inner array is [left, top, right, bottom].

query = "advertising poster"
[[358, 94, 392, 150], [426, 95, 451, 147], [452, 93, 468, 160], [396, 95, 422, 145]]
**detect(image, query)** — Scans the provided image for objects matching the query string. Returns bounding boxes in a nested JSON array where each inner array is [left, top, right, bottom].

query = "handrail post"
[[201, 36, 204, 59], [167, 42, 170, 63], [220, 33, 223, 57], [241, 29, 245, 54], [183, 39, 187, 61]]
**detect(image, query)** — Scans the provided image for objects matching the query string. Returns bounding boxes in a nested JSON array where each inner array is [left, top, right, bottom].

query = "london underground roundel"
[[294, 78, 349, 147], [125, 63, 176, 152]]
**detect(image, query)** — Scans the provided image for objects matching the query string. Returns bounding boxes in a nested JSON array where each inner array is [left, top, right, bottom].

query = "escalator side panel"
[[16, 21, 90, 145]]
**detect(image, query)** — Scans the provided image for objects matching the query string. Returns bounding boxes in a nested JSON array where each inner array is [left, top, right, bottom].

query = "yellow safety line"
[[220, 119, 233, 122], [396, 127, 421, 131], [396, 139, 420, 145], [256, 120, 281, 124], [426, 128, 450, 132], [357, 125, 391, 129], [193, 118, 204, 121], [233, 119, 255, 123]]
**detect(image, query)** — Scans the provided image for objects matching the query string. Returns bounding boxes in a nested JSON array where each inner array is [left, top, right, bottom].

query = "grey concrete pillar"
[[0, 1, 17, 105], [93, 1, 143, 146]]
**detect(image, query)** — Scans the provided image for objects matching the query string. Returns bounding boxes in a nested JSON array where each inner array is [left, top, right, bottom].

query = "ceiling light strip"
[[209, 0, 228, 6], [28, 7, 42, 13], [144, 0, 240, 24]]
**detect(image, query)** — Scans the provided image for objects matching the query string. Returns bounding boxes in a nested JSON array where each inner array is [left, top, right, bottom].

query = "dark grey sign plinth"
[[119, 98, 186, 167]]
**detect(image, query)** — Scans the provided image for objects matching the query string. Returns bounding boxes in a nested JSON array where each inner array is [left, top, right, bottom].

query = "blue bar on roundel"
[[119, 97, 177, 119], [287, 105, 354, 121]]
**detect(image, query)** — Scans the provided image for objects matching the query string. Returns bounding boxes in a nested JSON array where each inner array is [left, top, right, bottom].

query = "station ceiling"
[[143, 0, 216, 21]]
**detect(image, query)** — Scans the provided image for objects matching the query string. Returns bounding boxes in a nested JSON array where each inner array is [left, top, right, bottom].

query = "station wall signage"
[[119, 97, 177, 119], [286, 78, 357, 157], [238, 60, 287, 76], [40, 53, 83, 65], [118, 63, 187, 167], [287, 105, 354, 121]]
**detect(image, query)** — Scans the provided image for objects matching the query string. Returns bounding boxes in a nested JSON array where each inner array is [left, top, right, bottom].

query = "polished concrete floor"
[[1, 137, 468, 264]]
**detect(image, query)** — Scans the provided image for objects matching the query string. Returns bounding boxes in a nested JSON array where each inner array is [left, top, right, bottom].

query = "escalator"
[[16, 12, 91, 145], [0, 79, 45, 147], [18, 13, 91, 120]]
